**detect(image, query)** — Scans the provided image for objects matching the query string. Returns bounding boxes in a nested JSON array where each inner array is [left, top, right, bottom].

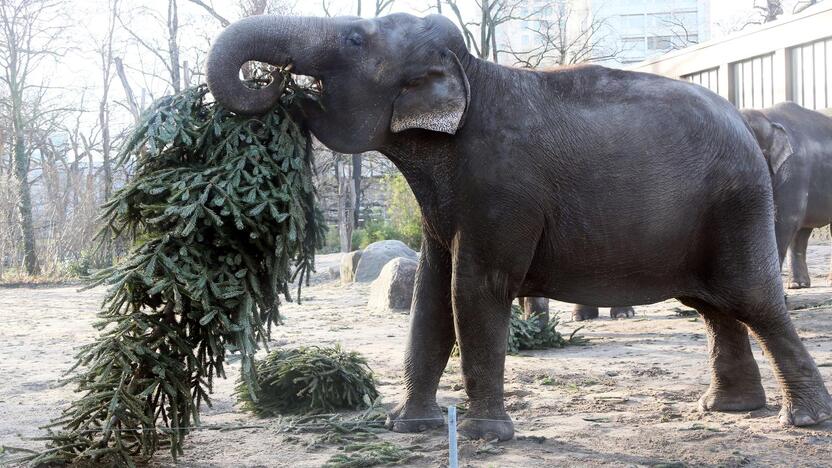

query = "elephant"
[[205, 13, 832, 441], [742, 103, 832, 289]]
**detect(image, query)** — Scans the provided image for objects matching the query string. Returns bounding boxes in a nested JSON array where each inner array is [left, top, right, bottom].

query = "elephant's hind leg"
[[573, 304, 634, 320], [610, 306, 635, 319], [788, 228, 813, 289], [700, 197, 830, 426], [573, 304, 599, 321], [738, 295, 832, 426], [679, 298, 765, 412], [386, 238, 454, 434]]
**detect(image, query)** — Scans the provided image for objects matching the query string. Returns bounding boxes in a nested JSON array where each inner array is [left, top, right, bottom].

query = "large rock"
[[368, 257, 418, 313], [354, 240, 417, 283], [340, 250, 363, 285]]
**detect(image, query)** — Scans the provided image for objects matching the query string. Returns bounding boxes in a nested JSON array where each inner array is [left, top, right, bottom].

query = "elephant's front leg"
[[386, 237, 454, 433], [453, 260, 516, 441]]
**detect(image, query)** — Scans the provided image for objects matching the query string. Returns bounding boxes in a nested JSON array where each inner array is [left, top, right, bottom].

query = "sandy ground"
[[2, 247, 832, 467]]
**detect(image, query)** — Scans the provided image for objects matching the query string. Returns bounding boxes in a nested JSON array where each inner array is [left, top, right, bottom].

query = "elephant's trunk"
[[206, 15, 334, 115]]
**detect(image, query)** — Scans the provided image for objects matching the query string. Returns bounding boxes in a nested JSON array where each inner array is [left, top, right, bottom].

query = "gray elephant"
[[742, 103, 832, 288], [206, 14, 832, 441]]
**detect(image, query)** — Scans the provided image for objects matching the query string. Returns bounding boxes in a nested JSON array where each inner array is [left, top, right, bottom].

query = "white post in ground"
[[448, 405, 458, 468]]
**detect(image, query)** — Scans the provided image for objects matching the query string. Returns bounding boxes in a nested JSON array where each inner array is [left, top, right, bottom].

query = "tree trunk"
[[336, 156, 354, 252], [114, 57, 141, 123], [12, 116, 39, 275], [351, 153, 362, 226], [168, 0, 181, 92], [99, 100, 112, 202]]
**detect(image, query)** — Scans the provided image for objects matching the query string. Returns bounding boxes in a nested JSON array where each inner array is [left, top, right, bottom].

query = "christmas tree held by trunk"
[[27, 72, 325, 466]]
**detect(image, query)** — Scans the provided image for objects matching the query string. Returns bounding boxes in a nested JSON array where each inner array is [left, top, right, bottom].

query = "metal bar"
[[448, 406, 458, 468]]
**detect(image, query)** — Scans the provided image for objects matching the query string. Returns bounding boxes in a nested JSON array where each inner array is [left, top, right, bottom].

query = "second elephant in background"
[[743, 102, 832, 289]]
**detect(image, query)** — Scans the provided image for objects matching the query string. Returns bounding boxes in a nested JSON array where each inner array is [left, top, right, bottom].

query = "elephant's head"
[[742, 109, 794, 175], [206, 14, 471, 154]]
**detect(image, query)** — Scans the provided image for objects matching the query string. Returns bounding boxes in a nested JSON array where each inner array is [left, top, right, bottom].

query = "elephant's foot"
[[779, 390, 832, 426], [788, 279, 811, 289], [610, 306, 635, 319], [457, 401, 514, 441], [698, 383, 766, 413], [573, 305, 599, 321], [385, 399, 445, 433]]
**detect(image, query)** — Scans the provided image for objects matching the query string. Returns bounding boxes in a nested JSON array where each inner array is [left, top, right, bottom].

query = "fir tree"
[[28, 75, 324, 466]]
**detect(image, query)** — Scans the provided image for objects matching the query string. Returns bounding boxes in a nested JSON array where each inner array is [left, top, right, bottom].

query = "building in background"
[[593, 0, 711, 65], [629, 1, 832, 112], [498, 0, 710, 67]]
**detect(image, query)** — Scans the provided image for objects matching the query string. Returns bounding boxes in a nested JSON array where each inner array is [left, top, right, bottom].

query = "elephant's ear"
[[768, 122, 794, 174], [390, 50, 470, 135]]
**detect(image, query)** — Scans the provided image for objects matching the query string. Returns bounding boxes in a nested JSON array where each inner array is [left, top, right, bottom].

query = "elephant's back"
[[523, 66, 775, 294]]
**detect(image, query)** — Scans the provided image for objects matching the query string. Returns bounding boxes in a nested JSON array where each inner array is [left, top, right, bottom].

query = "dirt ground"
[[2, 246, 832, 467]]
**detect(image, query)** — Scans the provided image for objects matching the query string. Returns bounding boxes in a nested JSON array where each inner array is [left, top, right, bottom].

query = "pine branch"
[[26, 75, 325, 467]]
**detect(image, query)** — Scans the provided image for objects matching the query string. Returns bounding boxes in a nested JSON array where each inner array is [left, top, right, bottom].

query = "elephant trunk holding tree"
[[206, 14, 832, 440], [742, 103, 832, 289]]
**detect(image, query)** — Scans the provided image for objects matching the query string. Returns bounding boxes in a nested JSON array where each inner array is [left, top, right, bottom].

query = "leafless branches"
[[502, 2, 620, 68], [443, 0, 542, 62], [658, 14, 699, 51], [186, 0, 230, 27], [0, 0, 72, 276]]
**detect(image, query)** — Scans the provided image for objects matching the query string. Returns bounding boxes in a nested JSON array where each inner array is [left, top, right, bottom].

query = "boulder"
[[368, 257, 418, 313], [340, 250, 363, 285], [327, 264, 341, 280], [354, 240, 417, 283]]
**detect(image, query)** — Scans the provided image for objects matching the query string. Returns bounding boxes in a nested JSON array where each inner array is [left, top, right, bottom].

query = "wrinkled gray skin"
[[206, 14, 832, 441], [742, 103, 832, 289], [576, 103, 832, 321]]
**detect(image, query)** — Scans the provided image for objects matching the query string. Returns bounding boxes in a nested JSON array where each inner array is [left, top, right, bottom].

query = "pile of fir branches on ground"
[[450, 305, 584, 357], [507, 305, 584, 354], [236, 346, 379, 416], [27, 73, 325, 466]]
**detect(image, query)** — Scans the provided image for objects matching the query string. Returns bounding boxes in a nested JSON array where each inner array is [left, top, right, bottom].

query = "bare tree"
[[96, 0, 119, 202], [733, 0, 786, 30], [118, 0, 183, 94], [444, 0, 540, 63], [503, 2, 620, 68], [0, 0, 68, 275], [793, 0, 820, 13], [186, 0, 230, 27], [659, 14, 700, 51], [756, 0, 785, 22]]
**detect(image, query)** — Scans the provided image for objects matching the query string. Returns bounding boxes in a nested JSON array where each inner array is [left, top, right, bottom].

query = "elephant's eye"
[[347, 32, 363, 46]]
